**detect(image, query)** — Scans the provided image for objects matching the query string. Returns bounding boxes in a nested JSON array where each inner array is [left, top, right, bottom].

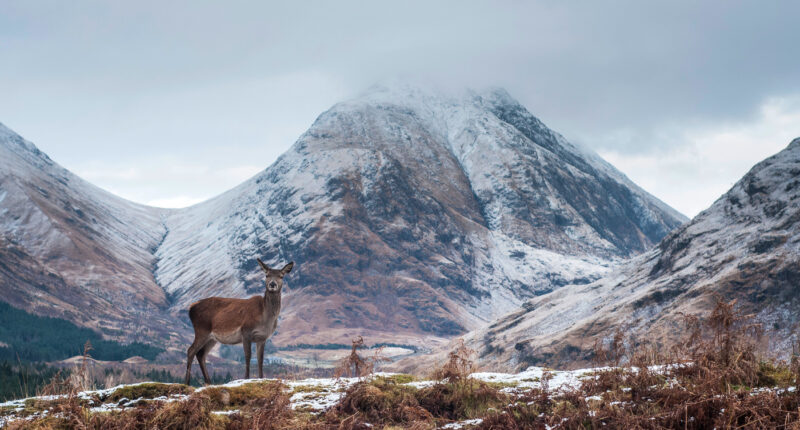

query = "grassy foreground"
[[1, 299, 798, 429]]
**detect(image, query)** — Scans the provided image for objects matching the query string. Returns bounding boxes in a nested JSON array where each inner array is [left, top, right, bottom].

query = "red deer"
[[185, 259, 294, 385]]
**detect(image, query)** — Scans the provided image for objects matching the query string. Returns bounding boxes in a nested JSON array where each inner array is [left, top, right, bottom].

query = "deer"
[[184, 259, 294, 385]]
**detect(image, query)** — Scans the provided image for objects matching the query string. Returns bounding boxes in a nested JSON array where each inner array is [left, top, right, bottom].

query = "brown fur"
[[185, 259, 294, 385]]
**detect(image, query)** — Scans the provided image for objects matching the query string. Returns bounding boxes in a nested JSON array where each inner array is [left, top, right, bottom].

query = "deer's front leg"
[[257, 341, 265, 378], [243, 339, 252, 379]]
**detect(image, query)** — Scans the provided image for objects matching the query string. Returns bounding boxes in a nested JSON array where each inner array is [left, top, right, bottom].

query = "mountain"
[[0, 84, 686, 352], [443, 138, 800, 371], [0, 123, 174, 345], [152, 85, 686, 346]]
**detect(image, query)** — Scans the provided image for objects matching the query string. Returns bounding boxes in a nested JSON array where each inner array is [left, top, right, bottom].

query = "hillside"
[[437, 137, 800, 371], [0, 124, 175, 345]]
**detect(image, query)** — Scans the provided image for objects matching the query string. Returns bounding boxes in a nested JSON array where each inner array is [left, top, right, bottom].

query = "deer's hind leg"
[[185, 334, 209, 385], [196, 340, 217, 385]]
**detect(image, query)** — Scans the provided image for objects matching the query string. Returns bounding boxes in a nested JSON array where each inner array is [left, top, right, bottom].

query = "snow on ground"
[[441, 418, 484, 429], [2, 370, 579, 426], [2, 366, 791, 427], [0, 394, 67, 409], [0, 367, 615, 421], [471, 366, 607, 391]]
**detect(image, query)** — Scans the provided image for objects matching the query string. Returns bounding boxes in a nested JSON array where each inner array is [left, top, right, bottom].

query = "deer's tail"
[[188, 300, 202, 323]]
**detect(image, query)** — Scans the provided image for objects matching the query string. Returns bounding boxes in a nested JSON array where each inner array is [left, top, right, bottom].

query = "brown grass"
[[475, 296, 800, 429], [328, 377, 433, 428], [415, 338, 507, 422], [7, 299, 800, 429]]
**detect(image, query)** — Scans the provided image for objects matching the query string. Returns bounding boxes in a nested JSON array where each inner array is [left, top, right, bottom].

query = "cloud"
[[0, 1, 798, 210], [598, 95, 800, 217], [73, 158, 265, 208]]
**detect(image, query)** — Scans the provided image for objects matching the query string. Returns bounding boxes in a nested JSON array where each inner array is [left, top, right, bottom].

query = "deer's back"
[[189, 296, 264, 333]]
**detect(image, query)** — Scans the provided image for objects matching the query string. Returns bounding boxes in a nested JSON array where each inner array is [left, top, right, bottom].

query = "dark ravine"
[[0, 84, 686, 354]]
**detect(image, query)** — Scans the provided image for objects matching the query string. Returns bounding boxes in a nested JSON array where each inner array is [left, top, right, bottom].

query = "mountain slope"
[[451, 138, 800, 370], [0, 123, 176, 344], [154, 85, 686, 346], [0, 85, 686, 351]]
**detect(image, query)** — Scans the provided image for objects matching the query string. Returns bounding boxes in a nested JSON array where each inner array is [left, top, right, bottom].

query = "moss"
[[19, 399, 50, 417], [756, 361, 796, 388], [483, 381, 518, 390], [416, 379, 509, 420], [201, 380, 286, 410], [103, 382, 193, 403], [5, 415, 66, 429], [377, 373, 416, 384], [291, 384, 332, 394], [8, 397, 76, 418]]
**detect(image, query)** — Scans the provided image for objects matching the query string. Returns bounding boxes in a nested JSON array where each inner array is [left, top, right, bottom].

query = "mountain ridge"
[[411, 136, 800, 372], [0, 85, 686, 352]]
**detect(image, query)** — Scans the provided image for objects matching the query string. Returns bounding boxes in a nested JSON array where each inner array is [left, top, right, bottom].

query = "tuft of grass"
[[291, 383, 334, 393], [6, 416, 65, 430], [415, 337, 509, 421], [379, 373, 417, 385], [102, 382, 193, 403], [416, 378, 508, 421], [202, 380, 286, 410], [91, 393, 229, 429], [224, 385, 295, 430], [329, 375, 433, 427]]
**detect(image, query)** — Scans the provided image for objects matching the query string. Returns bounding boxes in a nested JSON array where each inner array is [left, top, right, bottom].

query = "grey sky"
[[1, 1, 798, 215]]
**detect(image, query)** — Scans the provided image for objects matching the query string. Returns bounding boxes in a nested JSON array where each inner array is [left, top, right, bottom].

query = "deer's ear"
[[280, 261, 294, 276], [257, 258, 270, 273]]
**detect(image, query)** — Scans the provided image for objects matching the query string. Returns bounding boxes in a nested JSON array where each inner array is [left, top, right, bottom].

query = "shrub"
[[329, 376, 432, 427]]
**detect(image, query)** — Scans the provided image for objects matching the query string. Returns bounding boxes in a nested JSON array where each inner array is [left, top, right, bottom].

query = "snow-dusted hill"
[[0, 84, 686, 349], [0, 123, 175, 344], [442, 138, 800, 371]]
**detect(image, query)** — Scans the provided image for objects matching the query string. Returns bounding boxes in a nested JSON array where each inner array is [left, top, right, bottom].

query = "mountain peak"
[[0, 122, 56, 170], [0, 122, 29, 151], [473, 86, 517, 106], [0, 85, 687, 349], [350, 82, 520, 111]]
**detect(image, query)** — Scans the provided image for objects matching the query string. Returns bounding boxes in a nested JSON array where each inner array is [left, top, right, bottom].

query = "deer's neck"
[[264, 291, 281, 314]]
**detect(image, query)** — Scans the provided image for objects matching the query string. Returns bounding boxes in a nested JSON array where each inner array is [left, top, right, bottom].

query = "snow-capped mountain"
[[0, 84, 686, 349], [447, 138, 800, 371], [153, 85, 686, 346]]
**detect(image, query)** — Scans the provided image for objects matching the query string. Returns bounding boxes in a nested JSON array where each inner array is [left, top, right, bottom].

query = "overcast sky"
[[1, 1, 798, 216]]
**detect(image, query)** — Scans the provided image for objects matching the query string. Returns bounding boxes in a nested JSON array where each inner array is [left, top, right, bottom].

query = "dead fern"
[[334, 336, 390, 379], [431, 338, 475, 382]]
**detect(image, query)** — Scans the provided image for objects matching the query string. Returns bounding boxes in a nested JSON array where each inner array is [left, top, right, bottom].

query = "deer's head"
[[257, 259, 294, 293]]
